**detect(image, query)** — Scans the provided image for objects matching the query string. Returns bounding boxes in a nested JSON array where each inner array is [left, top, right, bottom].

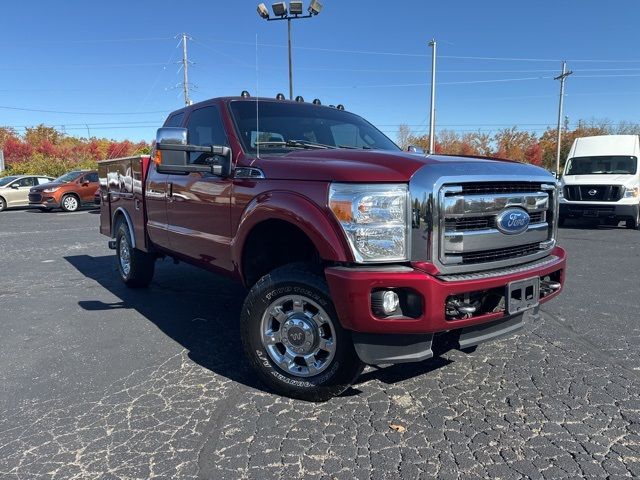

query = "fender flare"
[[111, 207, 137, 248], [232, 191, 352, 276]]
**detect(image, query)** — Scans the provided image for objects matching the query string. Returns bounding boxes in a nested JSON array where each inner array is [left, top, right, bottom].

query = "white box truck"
[[559, 135, 640, 229]]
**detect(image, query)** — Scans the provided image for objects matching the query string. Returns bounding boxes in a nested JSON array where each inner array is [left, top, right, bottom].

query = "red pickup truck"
[[98, 95, 565, 401]]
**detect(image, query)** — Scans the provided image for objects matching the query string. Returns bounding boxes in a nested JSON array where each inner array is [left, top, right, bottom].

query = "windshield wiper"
[[254, 140, 336, 150], [339, 144, 371, 150]]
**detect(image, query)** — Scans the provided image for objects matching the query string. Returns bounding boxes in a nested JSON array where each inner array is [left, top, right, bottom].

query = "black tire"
[[0, 197, 6, 212], [241, 263, 364, 402], [60, 194, 80, 212], [115, 219, 155, 288], [557, 216, 565, 227], [627, 214, 640, 230], [39, 207, 51, 212]]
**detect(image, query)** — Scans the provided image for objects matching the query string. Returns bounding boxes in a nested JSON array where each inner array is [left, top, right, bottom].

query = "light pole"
[[257, 1, 323, 100]]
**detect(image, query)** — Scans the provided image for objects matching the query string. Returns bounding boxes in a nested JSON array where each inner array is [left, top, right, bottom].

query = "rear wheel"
[[61, 194, 79, 212], [241, 263, 363, 401], [115, 220, 155, 288]]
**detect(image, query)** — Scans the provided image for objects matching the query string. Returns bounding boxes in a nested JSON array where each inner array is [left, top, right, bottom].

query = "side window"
[[186, 106, 229, 164], [37, 178, 51, 185], [85, 172, 99, 183], [16, 177, 35, 187], [165, 112, 185, 128]]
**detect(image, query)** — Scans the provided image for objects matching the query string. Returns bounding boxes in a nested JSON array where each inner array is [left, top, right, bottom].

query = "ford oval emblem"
[[496, 208, 530, 235]]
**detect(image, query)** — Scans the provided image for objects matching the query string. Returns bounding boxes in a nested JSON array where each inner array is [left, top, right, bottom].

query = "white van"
[[559, 135, 639, 229]]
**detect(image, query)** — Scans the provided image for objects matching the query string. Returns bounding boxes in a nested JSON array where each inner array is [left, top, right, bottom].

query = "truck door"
[[165, 105, 233, 273], [145, 111, 185, 250]]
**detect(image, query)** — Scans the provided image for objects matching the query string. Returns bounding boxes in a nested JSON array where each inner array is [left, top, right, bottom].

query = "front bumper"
[[29, 198, 60, 209], [325, 246, 566, 335], [560, 202, 638, 219]]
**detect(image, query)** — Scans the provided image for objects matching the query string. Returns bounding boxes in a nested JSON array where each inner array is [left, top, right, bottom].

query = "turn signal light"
[[329, 199, 352, 222]]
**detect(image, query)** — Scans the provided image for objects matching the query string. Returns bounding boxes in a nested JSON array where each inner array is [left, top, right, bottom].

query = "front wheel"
[[626, 208, 640, 230], [0, 197, 6, 212], [61, 194, 79, 212], [115, 220, 155, 288], [241, 263, 363, 401]]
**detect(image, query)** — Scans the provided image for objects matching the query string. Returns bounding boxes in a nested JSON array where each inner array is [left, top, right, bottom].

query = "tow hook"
[[540, 280, 561, 296], [446, 299, 478, 319], [108, 239, 116, 250]]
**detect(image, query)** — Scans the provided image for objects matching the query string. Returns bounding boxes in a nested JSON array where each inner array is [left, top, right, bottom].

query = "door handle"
[[167, 182, 173, 198]]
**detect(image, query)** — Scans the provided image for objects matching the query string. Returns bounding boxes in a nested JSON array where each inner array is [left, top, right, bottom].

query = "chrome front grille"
[[445, 211, 545, 232], [437, 182, 557, 271]]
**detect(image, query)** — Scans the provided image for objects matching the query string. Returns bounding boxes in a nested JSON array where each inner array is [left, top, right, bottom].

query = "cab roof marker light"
[[276, 93, 286, 100], [241, 90, 251, 98], [312, 98, 321, 105], [295, 95, 304, 102]]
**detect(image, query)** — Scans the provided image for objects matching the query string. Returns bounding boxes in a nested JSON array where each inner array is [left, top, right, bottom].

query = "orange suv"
[[29, 170, 100, 212]]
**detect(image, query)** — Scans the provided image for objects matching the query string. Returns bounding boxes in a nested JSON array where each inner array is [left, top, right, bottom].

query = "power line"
[[0, 105, 169, 115], [5, 36, 175, 47], [198, 38, 640, 64]]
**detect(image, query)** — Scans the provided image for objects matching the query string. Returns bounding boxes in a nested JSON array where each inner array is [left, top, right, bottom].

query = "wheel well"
[[242, 220, 321, 287], [62, 192, 80, 201]]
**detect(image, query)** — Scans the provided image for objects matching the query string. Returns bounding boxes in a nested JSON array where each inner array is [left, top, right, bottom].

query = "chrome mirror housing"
[[407, 145, 425, 154], [156, 127, 188, 146]]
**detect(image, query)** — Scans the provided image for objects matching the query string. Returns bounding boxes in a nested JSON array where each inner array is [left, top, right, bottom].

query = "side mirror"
[[10, 184, 20, 189], [407, 145, 425, 154], [155, 127, 233, 178]]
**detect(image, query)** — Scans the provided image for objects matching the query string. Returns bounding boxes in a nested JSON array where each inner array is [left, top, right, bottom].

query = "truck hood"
[[241, 150, 550, 183], [562, 174, 638, 187]]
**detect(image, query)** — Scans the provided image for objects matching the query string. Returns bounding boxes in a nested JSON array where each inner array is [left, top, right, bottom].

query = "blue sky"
[[1, 0, 639, 141]]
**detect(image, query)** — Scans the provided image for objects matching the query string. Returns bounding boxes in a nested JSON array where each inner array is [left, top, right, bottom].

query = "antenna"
[[255, 33, 260, 160]]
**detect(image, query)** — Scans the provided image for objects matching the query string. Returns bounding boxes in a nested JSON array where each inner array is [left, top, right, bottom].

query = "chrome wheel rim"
[[63, 196, 78, 211], [119, 236, 131, 276], [260, 294, 337, 378]]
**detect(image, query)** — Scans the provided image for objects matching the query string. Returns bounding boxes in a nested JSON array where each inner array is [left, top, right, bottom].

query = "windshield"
[[565, 156, 638, 175], [53, 171, 83, 183], [229, 100, 399, 154], [0, 176, 19, 187]]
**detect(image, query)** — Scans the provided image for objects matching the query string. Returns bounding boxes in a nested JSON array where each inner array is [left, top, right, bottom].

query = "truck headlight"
[[329, 183, 409, 262], [43, 187, 59, 193], [624, 187, 639, 198]]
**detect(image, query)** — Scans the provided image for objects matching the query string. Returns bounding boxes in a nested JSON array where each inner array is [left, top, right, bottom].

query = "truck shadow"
[[65, 254, 452, 398]]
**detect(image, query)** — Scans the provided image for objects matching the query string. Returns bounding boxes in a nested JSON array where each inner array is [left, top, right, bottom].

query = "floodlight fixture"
[[271, 2, 287, 16], [308, 0, 322, 15], [257, 3, 270, 19], [289, 1, 303, 15]]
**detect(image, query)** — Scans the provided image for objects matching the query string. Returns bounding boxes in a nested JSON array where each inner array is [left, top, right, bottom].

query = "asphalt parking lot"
[[1, 208, 639, 479]]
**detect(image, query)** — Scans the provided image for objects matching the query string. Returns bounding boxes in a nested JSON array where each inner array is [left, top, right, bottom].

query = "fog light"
[[372, 290, 400, 317], [382, 291, 399, 313]]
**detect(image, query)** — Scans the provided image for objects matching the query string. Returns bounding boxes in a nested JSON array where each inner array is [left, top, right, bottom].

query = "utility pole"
[[287, 18, 293, 100], [554, 61, 572, 177], [181, 33, 192, 106], [428, 39, 437, 154]]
